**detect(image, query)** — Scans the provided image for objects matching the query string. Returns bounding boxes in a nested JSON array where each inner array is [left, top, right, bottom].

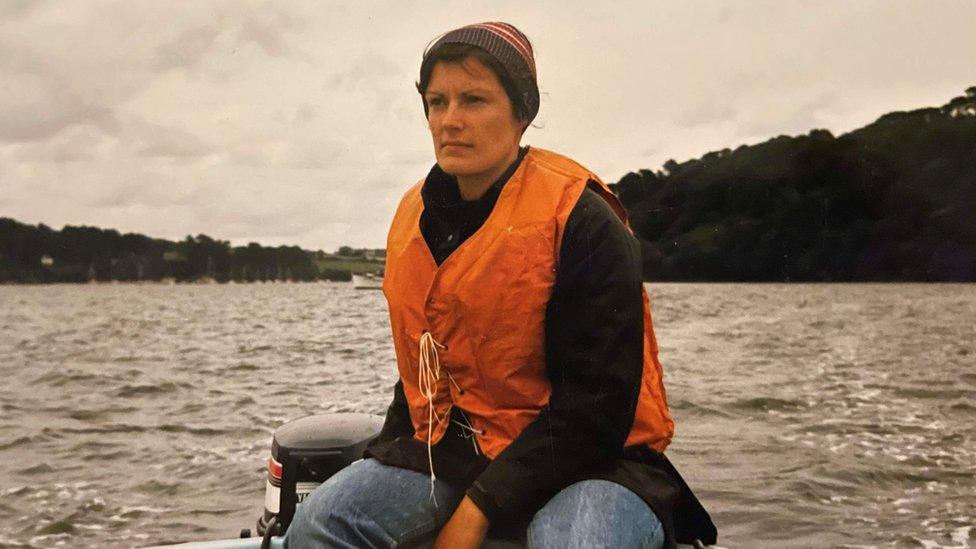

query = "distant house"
[[364, 249, 387, 261]]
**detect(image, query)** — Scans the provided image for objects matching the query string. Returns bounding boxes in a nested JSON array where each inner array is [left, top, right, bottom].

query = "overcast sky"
[[1, 1, 974, 251]]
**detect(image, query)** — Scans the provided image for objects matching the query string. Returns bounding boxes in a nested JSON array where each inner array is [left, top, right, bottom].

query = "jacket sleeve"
[[373, 379, 416, 443], [465, 185, 646, 524]]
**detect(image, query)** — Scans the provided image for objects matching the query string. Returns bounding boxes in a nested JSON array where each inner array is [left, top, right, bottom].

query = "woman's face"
[[424, 57, 525, 189]]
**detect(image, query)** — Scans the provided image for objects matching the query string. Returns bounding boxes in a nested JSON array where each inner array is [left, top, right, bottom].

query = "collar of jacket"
[[421, 146, 529, 211]]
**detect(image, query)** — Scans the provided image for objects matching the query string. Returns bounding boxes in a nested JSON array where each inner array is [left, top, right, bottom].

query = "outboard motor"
[[254, 413, 383, 538]]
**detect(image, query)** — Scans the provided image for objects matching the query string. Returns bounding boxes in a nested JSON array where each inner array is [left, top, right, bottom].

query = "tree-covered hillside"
[[614, 86, 976, 281]]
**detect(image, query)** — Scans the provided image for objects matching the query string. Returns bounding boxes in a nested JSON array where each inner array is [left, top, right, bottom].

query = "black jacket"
[[365, 148, 716, 547]]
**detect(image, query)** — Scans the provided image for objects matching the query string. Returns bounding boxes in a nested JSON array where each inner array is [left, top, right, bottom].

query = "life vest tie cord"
[[417, 330, 454, 505]]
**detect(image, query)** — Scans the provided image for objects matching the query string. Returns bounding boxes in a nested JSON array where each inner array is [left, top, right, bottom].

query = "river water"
[[0, 283, 973, 548]]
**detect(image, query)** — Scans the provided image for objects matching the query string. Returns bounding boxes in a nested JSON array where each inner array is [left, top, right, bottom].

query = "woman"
[[286, 22, 715, 549]]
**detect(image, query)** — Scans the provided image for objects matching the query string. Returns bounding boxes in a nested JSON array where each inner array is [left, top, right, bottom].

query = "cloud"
[[0, 0, 41, 20], [87, 176, 205, 210], [10, 124, 111, 163], [132, 121, 216, 160], [151, 25, 223, 72], [0, 60, 116, 142], [673, 101, 738, 128], [236, 9, 296, 57]]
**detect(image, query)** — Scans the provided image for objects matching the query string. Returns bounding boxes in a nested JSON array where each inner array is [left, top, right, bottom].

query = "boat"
[[146, 413, 724, 549], [351, 273, 383, 290]]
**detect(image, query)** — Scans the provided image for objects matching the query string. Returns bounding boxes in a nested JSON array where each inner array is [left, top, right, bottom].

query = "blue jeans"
[[284, 458, 664, 548]]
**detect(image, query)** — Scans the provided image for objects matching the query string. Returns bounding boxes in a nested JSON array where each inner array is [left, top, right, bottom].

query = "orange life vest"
[[383, 147, 674, 460]]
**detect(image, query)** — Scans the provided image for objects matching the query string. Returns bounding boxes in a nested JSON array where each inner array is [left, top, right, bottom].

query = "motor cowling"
[[257, 413, 383, 537]]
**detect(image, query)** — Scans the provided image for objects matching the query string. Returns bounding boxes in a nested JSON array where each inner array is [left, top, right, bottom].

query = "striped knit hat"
[[420, 22, 539, 123]]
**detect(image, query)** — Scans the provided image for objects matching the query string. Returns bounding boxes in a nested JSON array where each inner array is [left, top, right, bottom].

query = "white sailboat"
[[351, 272, 383, 290]]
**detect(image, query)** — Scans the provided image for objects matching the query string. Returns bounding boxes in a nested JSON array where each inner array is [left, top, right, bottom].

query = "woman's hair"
[[416, 43, 530, 123]]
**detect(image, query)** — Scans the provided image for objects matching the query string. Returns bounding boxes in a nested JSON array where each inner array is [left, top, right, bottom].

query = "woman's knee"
[[285, 459, 393, 546], [526, 480, 664, 549], [285, 458, 463, 547]]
